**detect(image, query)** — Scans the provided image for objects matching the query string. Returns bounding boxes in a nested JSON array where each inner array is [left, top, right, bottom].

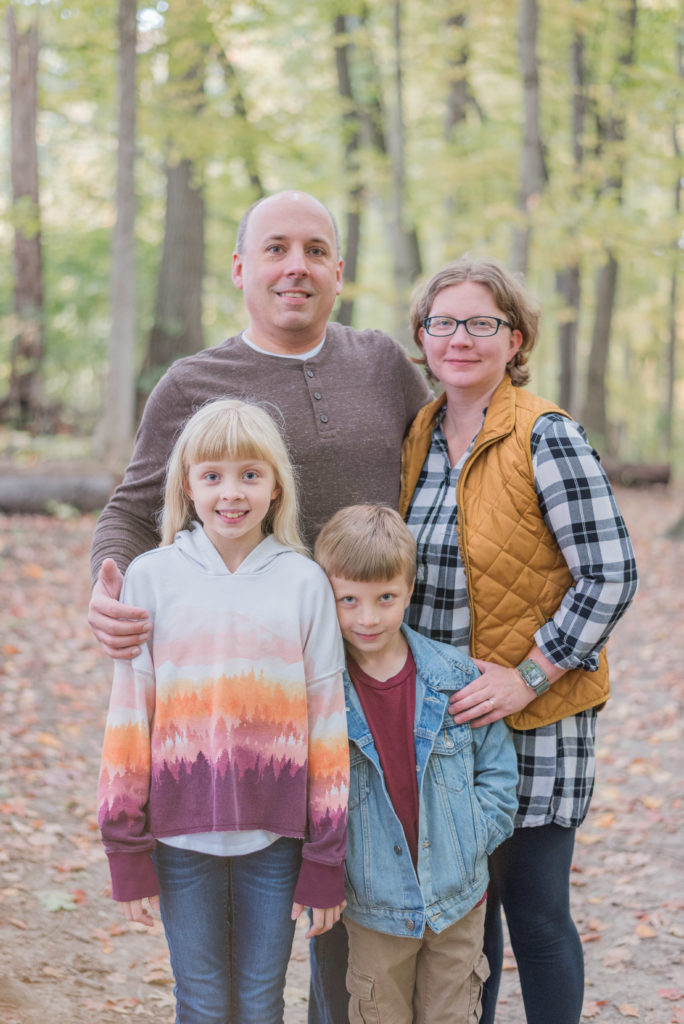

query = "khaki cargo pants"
[[344, 901, 489, 1024]]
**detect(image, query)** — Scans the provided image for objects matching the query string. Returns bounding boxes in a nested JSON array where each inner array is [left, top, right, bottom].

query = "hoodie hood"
[[174, 521, 295, 577]]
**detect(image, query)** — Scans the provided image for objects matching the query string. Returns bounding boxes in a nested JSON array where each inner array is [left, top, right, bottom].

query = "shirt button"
[[306, 368, 315, 378], [320, 414, 329, 424], [313, 391, 322, 400], [393, 844, 403, 856]]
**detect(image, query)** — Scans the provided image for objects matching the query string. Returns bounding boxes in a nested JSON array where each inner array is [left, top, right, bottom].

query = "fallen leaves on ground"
[[0, 486, 683, 1024]]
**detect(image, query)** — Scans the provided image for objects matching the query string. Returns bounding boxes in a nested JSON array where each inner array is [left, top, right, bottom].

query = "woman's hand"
[[449, 659, 536, 727], [119, 894, 160, 928]]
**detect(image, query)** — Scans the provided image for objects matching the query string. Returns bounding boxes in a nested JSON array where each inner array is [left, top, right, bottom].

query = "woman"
[[399, 258, 638, 1024]]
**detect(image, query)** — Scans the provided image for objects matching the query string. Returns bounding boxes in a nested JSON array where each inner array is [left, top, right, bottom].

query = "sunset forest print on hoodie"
[[98, 525, 349, 908]]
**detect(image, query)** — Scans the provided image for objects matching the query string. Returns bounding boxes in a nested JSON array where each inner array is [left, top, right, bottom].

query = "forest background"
[[1, 0, 682, 478]]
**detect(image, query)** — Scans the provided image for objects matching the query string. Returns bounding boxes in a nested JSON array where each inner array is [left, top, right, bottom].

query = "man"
[[88, 190, 431, 1023]]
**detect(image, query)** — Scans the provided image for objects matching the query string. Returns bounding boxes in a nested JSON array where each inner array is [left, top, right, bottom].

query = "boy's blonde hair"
[[161, 398, 306, 555], [315, 505, 416, 584]]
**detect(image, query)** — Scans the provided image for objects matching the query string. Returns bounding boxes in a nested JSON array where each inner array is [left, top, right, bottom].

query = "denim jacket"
[[343, 625, 518, 938]]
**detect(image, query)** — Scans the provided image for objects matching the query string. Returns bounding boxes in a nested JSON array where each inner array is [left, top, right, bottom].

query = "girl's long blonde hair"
[[160, 398, 307, 555]]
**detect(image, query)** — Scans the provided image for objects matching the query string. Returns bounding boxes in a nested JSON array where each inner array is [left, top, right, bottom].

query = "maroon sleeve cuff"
[[293, 858, 345, 909], [107, 850, 160, 903]]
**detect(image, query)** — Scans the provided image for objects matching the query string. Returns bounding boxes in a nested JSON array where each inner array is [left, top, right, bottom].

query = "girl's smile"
[[185, 458, 280, 570]]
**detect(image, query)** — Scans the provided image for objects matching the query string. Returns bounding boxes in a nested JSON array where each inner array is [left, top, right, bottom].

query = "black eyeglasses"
[[422, 315, 513, 338]]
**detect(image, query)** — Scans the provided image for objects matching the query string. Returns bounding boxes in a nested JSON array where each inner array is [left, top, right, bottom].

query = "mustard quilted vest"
[[400, 377, 609, 731]]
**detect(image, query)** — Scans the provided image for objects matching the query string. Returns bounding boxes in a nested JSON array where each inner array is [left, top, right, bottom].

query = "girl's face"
[[185, 456, 279, 569], [418, 281, 522, 400]]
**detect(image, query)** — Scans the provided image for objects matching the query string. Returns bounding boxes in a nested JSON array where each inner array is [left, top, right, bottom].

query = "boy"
[[314, 505, 518, 1024]]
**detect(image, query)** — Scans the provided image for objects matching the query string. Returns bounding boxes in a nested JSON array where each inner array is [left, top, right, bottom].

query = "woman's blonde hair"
[[410, 257, 541, 387], [160, 398, 306, 555]]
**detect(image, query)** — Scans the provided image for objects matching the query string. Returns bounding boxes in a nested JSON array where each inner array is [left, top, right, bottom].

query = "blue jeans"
[[480, 823, 584, 1024], [308, 919, 349, 1024], [154, 838, 301, 1024]]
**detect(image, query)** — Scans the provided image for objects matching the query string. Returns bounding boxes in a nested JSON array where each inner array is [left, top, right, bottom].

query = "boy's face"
[[328, 574, 415, 663]]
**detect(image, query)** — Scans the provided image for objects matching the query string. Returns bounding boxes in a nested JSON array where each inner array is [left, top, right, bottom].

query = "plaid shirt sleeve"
[[531, 414, 639, 670]]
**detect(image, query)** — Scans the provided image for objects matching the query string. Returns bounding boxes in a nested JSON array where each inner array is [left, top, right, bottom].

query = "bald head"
[[236, 191, 341, 259]]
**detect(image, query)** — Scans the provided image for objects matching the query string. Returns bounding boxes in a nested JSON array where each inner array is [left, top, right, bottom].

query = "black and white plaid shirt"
[[405, 409, 638, 829]]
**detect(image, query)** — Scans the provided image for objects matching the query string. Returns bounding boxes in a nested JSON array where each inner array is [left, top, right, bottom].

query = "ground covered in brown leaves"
[[1, 485, 682, 1024]]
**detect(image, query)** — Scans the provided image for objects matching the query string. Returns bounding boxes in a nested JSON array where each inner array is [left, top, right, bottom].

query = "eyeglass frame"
[[421, 315, 513, 338]]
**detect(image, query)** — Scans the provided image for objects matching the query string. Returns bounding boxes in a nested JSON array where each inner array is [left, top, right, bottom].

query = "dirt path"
[[0, 484, 682, 1024]]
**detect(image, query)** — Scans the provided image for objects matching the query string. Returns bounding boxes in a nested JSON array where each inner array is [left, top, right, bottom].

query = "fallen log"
[[601, 460, 671, 488], [0, 472, 117, 513]]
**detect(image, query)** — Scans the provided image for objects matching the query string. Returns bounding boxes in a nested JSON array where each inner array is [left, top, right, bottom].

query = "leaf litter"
[[0, 487, 682, 1023]]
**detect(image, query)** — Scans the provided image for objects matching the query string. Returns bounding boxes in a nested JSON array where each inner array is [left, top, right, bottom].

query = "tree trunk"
[[511, 0, 547, 276], [582, 0, 637, 449], [334, 14, 364, 326], [444, 12, 469, 139], [137, 24, 207, 410], [583, 253, 618, 446], [5, 5, 44, 429], [141, 158, 205, 387], [386, 1, 422, 341], [555, 14, 586, 415], [216, 49, 265, 199], [0, 472, 117, 514], [94, 0, 137, 465], [663, 35, 682, 455], [556, 265, 580, 413]]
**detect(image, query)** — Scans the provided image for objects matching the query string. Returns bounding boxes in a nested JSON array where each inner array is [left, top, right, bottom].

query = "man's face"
[[232, 192, 343, 355]]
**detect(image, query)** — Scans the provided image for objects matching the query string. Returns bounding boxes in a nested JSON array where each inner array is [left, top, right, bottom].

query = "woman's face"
[[419, 281, 522, 399]]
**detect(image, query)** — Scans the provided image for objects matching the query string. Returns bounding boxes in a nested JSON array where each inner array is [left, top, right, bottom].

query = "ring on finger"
[[488, 697, 495, 709]]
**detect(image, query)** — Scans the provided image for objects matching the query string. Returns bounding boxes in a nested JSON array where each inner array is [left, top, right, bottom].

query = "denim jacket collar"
[[344, 624, 475, 768]]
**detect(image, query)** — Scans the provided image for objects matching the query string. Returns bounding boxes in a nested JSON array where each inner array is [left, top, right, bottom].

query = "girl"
[[98, 398, 349, 1024]]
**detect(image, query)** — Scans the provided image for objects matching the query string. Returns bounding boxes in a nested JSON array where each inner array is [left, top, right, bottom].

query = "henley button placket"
[[303, 363, 334, 435]]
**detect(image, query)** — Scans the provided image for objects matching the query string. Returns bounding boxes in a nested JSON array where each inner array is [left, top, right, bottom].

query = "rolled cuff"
[[293, 857, 345, 909], [107, 850, 160, 903]]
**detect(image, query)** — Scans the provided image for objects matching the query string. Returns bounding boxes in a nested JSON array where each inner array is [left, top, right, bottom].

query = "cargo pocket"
[[470, 951, 491, 1022], [346, 965, 380, 1024]]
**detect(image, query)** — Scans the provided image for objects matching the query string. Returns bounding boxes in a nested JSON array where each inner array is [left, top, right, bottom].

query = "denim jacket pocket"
[[430, 720, 473, 794]]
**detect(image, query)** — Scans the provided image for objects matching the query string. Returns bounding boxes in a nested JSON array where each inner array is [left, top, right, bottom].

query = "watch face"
[[520, 660, 548, 688], [526, 666, 546, 687]]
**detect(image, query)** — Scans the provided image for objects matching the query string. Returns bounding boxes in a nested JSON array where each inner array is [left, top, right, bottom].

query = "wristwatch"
[[517, 658, 550, 696]]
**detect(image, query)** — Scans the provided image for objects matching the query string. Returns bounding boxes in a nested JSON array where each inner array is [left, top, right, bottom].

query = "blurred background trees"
[[1, 0, 682, 470]]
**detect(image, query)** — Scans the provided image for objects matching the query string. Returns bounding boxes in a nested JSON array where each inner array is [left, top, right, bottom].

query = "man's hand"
[[88, 558, 150, 660], [120, 894, 160, 928], [291, 900, 346, 939]]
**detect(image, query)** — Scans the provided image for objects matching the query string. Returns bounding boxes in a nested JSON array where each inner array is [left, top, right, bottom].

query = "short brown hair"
[[315, 505, 416, 584], [410, 257, 541, 387]]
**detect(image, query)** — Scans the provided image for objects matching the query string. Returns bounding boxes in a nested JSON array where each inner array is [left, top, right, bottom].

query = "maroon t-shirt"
[[347, 648, 419, 865]]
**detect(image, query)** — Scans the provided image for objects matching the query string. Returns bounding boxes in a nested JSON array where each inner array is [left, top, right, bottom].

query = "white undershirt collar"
[[241, 331, 326, 361]]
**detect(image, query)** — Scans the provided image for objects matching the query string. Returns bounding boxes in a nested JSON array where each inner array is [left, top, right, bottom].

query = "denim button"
[[320, 414, 329, 423], [393, 844, 402, 856], [405, 920, 415, 932]]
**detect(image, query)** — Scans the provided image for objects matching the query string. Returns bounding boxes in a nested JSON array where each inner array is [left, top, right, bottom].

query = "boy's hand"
[[291, 900, 346, 938], [88, 559, 151, 659], [119, 894, 160, 928]]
